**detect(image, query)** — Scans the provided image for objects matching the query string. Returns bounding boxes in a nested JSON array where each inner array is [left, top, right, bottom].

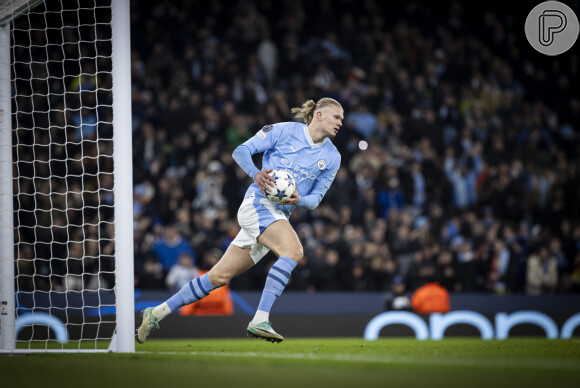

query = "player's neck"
[[306, 124, 325, 144]]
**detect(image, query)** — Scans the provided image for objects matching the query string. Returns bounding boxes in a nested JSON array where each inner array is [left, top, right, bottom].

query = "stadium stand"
[[15, 0, 580, 295]]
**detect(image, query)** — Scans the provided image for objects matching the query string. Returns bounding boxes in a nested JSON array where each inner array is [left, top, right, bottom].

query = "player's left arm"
[[289, 155, 341, 210]]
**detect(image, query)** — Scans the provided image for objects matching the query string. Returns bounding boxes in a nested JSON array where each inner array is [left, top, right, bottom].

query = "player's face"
[[318, 105, 344, 138]]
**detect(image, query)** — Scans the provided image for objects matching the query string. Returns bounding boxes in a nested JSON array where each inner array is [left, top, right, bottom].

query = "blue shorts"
[[231, 192, 288, 263]]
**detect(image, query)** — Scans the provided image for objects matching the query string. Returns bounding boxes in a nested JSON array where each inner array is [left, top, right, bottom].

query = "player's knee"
[[284, 246, 303, 263], [207, 272, 231, 288], [295, 247, 304, 262]]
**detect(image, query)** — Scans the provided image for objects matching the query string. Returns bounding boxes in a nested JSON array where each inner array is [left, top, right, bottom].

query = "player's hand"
[[254, 169, 275, 196], [281, 188, 300, 205]]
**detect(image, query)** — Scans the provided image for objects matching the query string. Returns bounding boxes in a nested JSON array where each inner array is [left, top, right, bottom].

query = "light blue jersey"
[[233, 121, 341, 218]]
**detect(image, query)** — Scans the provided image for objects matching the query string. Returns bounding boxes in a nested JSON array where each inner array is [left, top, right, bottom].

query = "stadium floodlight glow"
[[0, 0, 134, 353]]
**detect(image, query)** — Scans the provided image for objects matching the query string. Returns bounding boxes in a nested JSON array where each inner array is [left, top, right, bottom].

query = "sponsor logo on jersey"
[[281, 158, 317, 180], [317, 160, 326, 170]]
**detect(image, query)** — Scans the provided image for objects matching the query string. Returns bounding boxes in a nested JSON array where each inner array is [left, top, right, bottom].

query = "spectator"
[[383, 275, 412, 311], [345, 100, 378, 139], [526, 246, 558, 295], [444, 145, 484, 209], [487, 240, 511, 294], [137, 254, 166, 290], [165, 253, 199, 293], [377, 166, 405, 219], [73, 107, 98, 141], [152, 226, 197, 271], [435, 250, 459, 292], [408, 248, 437, 291], [192, 161, 228, 221], [403, 160, 427, 213]]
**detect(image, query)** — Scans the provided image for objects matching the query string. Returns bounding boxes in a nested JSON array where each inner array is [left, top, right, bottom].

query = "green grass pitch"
[[2, 338, 579, 388]]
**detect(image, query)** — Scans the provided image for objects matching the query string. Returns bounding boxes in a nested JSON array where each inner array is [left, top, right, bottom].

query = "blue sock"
[[166, 273, 215, 311], [257, 256, 297, 313]]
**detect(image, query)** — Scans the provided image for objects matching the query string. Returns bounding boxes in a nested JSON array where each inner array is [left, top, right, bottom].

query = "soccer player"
[[137, 97, 343, 343]]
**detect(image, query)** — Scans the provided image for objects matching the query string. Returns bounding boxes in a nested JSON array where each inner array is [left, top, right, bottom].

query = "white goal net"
[[0, 0, 134, 352]]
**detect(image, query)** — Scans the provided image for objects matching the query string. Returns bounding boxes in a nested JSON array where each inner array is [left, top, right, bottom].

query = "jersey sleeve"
[[232, 123, 283, 179], [241, 123, 283, 154], [232, 145, 260, 179], [298, 152, 341, 210]]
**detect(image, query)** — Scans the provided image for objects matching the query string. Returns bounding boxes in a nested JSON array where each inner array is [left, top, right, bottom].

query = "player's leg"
[[137, 244, 254, 344], [206, 244, 256, 287], [247, 219, 303, 342]]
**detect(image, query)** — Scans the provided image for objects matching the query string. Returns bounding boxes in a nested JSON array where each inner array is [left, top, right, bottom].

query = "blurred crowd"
[[12, 1, 116, 293], [13, 0, 580, 296], [129, 0, 580, 295]]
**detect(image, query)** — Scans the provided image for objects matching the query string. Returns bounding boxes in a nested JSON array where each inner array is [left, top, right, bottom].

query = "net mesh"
[[0, 0, 43, 23], [8, 0, 116, 350]]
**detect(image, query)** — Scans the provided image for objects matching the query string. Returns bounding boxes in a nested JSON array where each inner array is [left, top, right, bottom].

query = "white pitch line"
[[140, 351, 580, 371]]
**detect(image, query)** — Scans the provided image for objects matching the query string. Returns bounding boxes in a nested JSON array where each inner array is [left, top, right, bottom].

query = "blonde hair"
[[291, 97, 342, 124]]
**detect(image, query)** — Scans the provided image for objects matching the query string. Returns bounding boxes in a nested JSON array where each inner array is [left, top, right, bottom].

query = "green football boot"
[[137, 307, 160, 344], [246, 321, 283, 343]]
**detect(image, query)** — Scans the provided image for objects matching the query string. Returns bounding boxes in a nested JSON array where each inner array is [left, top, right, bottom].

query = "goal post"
[[0, 22, 16, 352], [111, 0, 134, 353], [0, 0, 134, 353]]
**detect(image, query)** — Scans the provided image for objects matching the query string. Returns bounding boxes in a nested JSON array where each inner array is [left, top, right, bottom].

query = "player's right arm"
[[232, 123, 283, 190]]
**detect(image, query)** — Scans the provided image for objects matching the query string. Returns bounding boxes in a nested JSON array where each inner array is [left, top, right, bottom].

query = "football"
[[265, 170, 296, 203]]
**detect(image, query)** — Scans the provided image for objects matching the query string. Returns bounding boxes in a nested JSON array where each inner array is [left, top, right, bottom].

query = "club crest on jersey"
[[317, 160, 326, 170]]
